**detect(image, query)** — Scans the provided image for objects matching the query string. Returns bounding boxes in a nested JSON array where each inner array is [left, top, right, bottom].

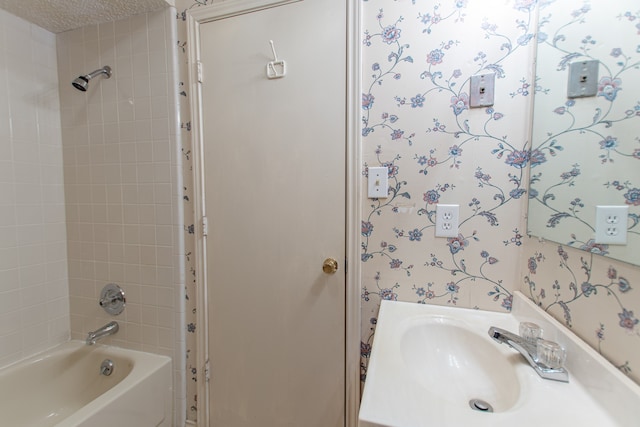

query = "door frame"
[[186, 1, 361, 426]]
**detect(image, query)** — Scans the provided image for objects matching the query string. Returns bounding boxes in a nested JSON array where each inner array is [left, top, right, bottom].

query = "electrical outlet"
[[435, 204, 459, 238], [595, 205, 628, 245], [367, 167, 389, 199]]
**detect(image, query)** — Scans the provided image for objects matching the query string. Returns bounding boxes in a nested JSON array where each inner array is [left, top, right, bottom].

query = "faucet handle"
[[536, 339, 566, 369], [99, 283, 125, 315], [519, 321, 542, 344]]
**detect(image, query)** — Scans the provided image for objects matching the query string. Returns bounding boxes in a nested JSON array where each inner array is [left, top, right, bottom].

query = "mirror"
[[528, 1, 640, 266]]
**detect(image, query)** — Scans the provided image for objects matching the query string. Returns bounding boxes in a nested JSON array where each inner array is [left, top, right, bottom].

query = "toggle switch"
[[368, 167, 388, 199]]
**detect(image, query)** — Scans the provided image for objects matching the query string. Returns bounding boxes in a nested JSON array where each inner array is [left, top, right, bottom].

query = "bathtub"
[[0, 341, 172, 427]]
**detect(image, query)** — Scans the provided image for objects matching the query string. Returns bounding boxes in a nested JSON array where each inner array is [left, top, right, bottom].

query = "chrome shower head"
[[71, 75, 90, 91], [72, 66, 112, 92]]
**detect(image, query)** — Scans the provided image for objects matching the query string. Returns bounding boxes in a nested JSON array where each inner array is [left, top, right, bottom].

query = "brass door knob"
[[322, 258, 339, 274]]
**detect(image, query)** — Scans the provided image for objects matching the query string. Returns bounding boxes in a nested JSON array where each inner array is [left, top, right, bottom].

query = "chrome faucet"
[[86, 321, 119, 345], [488, 326, 569, 382]]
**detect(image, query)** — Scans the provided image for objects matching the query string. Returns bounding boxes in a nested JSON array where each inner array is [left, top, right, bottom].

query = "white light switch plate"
[[368, 167, 388, 199]]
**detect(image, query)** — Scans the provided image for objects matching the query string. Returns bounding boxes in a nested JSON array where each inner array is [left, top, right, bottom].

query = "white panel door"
[[199, 1, 346, 426]]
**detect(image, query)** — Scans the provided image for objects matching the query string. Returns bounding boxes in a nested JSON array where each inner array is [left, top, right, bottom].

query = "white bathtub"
[[0, 341, 172, 427]]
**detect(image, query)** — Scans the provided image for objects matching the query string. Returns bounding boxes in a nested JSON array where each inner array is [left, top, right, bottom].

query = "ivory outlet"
[[595, 205, 628, 245], [435, 204, 459, 238]]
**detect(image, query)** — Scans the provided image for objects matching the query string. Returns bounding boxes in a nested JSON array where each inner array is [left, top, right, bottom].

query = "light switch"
[[368, 167, 388, 199], [469, 73, 495, 108], [567, 60, 598, 98]]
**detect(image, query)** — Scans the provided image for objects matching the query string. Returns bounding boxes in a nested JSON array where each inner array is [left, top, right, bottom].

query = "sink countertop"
[[359, 291, 640, 427]]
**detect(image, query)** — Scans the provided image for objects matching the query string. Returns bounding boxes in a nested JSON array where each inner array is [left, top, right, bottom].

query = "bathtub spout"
[[86, 321, 119, 345]]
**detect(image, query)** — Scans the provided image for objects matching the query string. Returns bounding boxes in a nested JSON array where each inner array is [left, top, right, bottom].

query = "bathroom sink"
[[400, 317, 521, 412], [359, 291, 640, 427]]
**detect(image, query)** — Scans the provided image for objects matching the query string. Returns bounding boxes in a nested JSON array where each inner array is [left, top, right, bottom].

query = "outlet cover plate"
[[595, 205, 628, 245], [435, 204, 459, 238]]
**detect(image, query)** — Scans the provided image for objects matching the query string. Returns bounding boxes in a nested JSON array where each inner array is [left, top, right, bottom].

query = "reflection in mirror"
[[528, 0, 640, 266]]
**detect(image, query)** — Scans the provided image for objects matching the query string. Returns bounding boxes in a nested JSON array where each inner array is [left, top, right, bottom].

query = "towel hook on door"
[[266, 40, 286, 79]]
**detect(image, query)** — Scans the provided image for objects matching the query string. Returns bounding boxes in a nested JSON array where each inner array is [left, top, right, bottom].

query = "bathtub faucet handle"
[[99, 293, 123, 306], [99, 283, 125, 315]]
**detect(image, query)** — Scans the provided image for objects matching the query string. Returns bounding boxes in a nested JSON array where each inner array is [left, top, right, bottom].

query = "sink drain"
[[469, 399, 493, 413]]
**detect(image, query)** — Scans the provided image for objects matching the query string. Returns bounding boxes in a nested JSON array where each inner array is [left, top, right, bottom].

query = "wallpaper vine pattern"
[[359, 0, 533, 383], [173, 0, 640, 421], [521, 0, 640, 385], [523, 239, 640, 383], [175, 0, 217, 421], [527, 0, 640, 266]]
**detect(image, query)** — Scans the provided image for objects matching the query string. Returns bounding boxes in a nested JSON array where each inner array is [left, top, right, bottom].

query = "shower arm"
[[85, 66, 112, 81]]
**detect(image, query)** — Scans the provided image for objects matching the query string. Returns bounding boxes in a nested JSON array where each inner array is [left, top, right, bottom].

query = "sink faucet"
[[86, 321, 119, 345], [488, 326, 569, 382]]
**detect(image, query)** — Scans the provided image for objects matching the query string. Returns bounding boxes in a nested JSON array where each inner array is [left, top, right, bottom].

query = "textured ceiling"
[[0, 0, 174, 33]]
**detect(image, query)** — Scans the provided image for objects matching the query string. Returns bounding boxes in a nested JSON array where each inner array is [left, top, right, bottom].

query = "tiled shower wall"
[[0, 9, 69, 366], [56, 8, 186, 423]]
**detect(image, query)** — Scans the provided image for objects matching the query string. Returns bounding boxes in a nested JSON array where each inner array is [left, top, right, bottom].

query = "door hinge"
[[202, 216, 209, 237], [196, 61, 203, 83], [344, 257, 348, 274], [204, 358, 210, 383]]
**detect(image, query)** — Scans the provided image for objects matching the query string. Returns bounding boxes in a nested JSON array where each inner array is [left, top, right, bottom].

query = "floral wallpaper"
[[359, 0, 533, 383], [173, 0, 640, 422], [360, 0, 640, 391], [527, 0, 640, 266], [522, 239, 640, 384], [522, 0, 640, 385], [175, 0, 205, 421]]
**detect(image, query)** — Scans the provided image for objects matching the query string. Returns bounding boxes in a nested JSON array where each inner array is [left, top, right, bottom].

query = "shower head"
[[72, 66, 112, 92]]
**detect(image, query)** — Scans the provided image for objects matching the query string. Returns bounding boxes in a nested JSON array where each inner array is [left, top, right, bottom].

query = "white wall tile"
[[0, 5, 182, 421], [55, 8, 183, 422]]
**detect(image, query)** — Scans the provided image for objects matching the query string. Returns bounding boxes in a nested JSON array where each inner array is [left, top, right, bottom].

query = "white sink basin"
[[401, 317, 521, 412], [359, 291, 640, 427]]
